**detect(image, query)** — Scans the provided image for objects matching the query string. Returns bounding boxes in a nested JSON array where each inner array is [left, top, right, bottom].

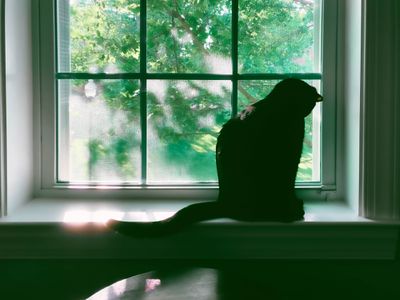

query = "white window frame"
[[34, 0, 339, 201]]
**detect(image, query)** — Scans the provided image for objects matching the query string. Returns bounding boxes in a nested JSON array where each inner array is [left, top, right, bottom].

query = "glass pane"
[[58, 79, 141, 183], [147, 80, 232, 183], [238, 80, 279, 111], [57, 0, 140, 73], [238, 80, 321, 182], [147, 0, 232, 73], [239, 0, 321, 73]]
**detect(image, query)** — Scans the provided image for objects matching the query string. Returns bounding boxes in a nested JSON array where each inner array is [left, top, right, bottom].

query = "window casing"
[[36, 0, 339, 200]]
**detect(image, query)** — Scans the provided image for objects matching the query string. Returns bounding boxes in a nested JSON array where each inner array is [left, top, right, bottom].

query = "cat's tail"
[[106, 218, 176, 237], [106, 201, 225, 238]]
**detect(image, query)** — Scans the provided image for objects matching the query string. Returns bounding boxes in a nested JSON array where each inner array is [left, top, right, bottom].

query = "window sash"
[[37, 0, 338, 195]]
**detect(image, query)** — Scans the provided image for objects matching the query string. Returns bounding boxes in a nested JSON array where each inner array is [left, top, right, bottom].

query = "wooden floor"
[[1, 259, 400, 299]]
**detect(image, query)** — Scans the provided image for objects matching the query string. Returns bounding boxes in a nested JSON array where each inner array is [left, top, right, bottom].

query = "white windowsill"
[[1, 198, 362, 223], [0, 199, 398, 260]]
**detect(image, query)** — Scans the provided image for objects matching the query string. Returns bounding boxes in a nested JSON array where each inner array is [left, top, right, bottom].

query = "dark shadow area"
[[1, 259, 400, 299], [108, 79, 323, 237]]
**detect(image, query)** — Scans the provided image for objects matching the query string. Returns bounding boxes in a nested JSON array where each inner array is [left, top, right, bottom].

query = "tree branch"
[[162, 6, 258, 104]]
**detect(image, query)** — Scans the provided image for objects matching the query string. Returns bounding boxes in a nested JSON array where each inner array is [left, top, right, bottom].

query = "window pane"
[[147, 0, 232, 73], [57, 0, 140, 73], [58, 79, 141, 183], [55, 0, 324, 186], [239, 0, 321, 73], [147, 80, 231, 183], [238, 80, 321, 182]]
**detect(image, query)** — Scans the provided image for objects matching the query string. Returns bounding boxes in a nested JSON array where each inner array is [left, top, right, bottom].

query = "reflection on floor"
[[2, 259, 400, 300], [88, 268, 218, 300]]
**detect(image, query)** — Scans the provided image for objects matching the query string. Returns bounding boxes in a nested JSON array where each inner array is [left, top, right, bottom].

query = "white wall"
[[337, 0, 362, 212], [5, 0, 33, 214], [0, 0, 5, 216], [361, 0, 400, 219]]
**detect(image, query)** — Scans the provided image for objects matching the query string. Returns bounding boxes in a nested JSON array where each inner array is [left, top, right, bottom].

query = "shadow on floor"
[[1, 259, 400, 299]]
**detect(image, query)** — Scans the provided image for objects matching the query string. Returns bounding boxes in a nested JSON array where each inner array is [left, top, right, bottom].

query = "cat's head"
[[270, 78, 323, 117]]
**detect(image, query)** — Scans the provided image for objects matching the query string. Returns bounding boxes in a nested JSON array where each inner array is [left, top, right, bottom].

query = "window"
[[39, 0, 337, 194]]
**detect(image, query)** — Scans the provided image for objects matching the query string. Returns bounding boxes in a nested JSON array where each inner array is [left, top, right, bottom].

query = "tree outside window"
[[57, 0, 322, 184]]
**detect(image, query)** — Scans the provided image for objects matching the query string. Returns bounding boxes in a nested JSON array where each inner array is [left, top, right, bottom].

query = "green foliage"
[[239, 0, 315, 73], [101, 80, 140, 116], [146, 80, 231, 181], [70, 0, 140, 73], [147, 0, 232, 73], [64, 0, 319, 182]]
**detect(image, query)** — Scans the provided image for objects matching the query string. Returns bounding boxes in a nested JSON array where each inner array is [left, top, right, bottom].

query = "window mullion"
[[56, 73, 141, 80], [56, 73, 322, 81], [231, 0, 239, 117], [140, 0, 147, 185]]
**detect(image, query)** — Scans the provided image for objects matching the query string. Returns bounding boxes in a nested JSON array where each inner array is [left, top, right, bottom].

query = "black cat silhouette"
[[107, 78, 323, 236]]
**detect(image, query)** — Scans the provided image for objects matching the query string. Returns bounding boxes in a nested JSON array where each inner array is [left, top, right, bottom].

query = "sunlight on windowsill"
[[0, 199, 368, 225], [62, 209, 176, 225]]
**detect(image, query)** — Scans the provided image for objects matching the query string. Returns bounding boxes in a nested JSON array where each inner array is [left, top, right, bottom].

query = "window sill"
[[0, 199, 398, 260], [2, 198, 353, 223]]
